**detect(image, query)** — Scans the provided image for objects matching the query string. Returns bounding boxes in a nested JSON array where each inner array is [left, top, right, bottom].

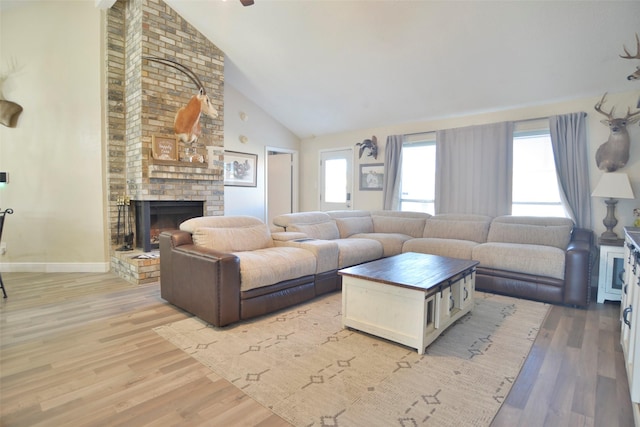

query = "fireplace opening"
[[134, 200, 204, 252]]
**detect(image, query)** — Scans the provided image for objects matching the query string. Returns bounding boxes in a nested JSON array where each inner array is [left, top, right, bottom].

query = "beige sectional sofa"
[[159, 210, 592, 327]]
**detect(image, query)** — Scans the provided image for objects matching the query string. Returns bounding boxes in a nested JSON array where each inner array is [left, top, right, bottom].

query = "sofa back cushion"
[[327, 209, 372, 219], [423, 214, 493, 243], [487, 216, 574, 250], [272, 211, 340, 240], [272, 211, 330, 228], [180, 215, 263, 233], [335, 217, 374, 238], [370, 210, 431, 220], [371, 215, 426, 238], [192, 224, 274, 252], [288, 222, 340, 240]]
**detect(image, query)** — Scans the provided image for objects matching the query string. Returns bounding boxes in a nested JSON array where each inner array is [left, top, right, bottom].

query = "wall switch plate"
[[0, 242, 6, 255]]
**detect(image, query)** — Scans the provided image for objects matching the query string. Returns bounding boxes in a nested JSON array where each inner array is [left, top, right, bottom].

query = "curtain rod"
[[402, 115, 557, 138]]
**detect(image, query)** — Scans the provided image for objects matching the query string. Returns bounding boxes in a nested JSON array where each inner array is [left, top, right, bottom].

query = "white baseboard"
[[0, 262, 110, 273]]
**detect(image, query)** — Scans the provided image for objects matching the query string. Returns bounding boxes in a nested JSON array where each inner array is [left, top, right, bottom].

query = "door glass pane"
[[612, 257, 624, 291], [325, 158, 347, 203]]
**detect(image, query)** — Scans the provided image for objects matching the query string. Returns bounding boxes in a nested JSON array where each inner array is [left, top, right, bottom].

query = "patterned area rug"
[[154, 291, 548, 427]]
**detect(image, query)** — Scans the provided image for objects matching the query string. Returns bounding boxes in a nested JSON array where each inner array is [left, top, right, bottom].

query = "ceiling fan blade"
[[240, 0, 254, 6]]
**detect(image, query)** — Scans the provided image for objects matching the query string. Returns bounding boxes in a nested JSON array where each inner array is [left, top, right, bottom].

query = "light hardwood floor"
[[0, 272, 635, 426]]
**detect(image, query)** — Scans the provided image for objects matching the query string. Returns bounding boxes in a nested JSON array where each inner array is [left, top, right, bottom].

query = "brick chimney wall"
[[105, 0, 224, 248]]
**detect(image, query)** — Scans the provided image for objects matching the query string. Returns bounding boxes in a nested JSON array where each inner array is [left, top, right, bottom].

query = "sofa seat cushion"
[[234, 247, 317, 292], [333, 238, 383, 268], [274, 239, 339, 273], [472, 242, 565, 280], [351, 233, 412, 257], [403, 238, 478, 260]]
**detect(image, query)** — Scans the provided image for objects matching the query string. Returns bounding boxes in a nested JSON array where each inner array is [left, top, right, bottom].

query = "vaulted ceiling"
[[173, 1, 638, 139]]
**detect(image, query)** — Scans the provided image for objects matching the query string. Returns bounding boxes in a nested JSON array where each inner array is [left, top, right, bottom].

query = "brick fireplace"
[[105, 0, 224, 284], [134, 200, 203, 252]]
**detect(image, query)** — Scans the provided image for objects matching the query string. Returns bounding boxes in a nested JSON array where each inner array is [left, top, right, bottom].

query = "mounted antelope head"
[[620, 33, 640, 81], [143, 57, 218, 143], [594, 93, 640, 172]]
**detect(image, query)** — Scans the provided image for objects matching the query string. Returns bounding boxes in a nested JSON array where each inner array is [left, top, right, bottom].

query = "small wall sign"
[[152, 135, 178, 161]]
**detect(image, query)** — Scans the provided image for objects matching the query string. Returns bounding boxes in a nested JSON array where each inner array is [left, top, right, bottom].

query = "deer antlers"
[[0, 58, 23, 127], [620, 33, 640, 81], [594, 93, 640, 122], [594, 93, 615, 120], [620, 33, 640, 60]]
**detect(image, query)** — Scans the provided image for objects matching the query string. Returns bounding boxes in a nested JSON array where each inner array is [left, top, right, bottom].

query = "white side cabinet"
[[621, 228, 640, 426], [598, 243, 626, 303]]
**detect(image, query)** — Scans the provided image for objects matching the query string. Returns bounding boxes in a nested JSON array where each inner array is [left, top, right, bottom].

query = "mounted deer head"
[[143, 57, 218, 143], [594, 93, 640, 172], [620, 33, 640, 81], [0, 59, 23, 128]]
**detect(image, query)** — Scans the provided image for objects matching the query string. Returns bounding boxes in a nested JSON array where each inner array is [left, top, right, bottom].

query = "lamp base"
[[600, 198, 620, 241]]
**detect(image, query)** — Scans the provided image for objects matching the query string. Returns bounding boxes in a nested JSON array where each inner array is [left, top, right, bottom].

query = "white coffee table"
[[339, 252, 478, 354]]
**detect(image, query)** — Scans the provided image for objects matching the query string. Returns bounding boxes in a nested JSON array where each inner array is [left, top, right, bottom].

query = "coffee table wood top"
[[339, 252, 478, 294]]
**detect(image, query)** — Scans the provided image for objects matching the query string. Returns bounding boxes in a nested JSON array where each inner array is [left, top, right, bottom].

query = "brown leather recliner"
[[159, 216, 338, 327]]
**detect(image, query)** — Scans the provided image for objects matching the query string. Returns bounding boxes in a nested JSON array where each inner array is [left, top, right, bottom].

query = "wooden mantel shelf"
[[148, 160, 220, 181]]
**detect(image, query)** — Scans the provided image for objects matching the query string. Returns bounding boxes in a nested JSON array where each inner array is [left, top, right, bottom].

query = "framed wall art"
[[224, 151, 258, 187], [359, 163, 384, 191], [151, 135, 178, 161]]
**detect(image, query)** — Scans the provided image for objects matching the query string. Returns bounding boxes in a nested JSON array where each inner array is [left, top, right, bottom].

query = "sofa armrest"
[[274, 238, 339, 273], [563, 227, 593, 307], [159, 230, 242, 326], [570, 227, 593, 244], [271, 231, 309, 242]]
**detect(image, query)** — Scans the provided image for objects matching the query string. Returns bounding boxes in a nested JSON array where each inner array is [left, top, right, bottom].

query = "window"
[[512, 130, 566, 217], [400, 137, 436, 214], [396, 126, 568, 218]]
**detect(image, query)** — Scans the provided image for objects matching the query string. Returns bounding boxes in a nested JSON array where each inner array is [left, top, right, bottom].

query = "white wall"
[[0, 2, 301, 272], [223, 84, 300, 221], [300, 90, 640, 238], [0, 2, 108, 272]]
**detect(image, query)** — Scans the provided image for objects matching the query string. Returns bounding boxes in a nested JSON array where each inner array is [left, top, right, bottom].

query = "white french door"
[[319, 148, 353, 211]]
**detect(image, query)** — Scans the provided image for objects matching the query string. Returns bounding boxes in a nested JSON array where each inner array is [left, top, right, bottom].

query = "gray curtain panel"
[[549, 112, 591, 228], [435, 122, 514, 216], [382, 135, 404, 210]]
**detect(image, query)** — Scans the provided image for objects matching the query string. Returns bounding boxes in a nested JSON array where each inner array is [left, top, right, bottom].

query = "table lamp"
[[591, 172, 635, 242]]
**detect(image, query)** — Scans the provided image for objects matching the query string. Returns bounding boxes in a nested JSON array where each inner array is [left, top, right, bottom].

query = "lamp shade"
[[591, 173, 635, 199]]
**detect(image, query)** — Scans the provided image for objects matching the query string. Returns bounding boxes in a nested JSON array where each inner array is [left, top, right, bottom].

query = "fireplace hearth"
[[134, 200, 204, 252]]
